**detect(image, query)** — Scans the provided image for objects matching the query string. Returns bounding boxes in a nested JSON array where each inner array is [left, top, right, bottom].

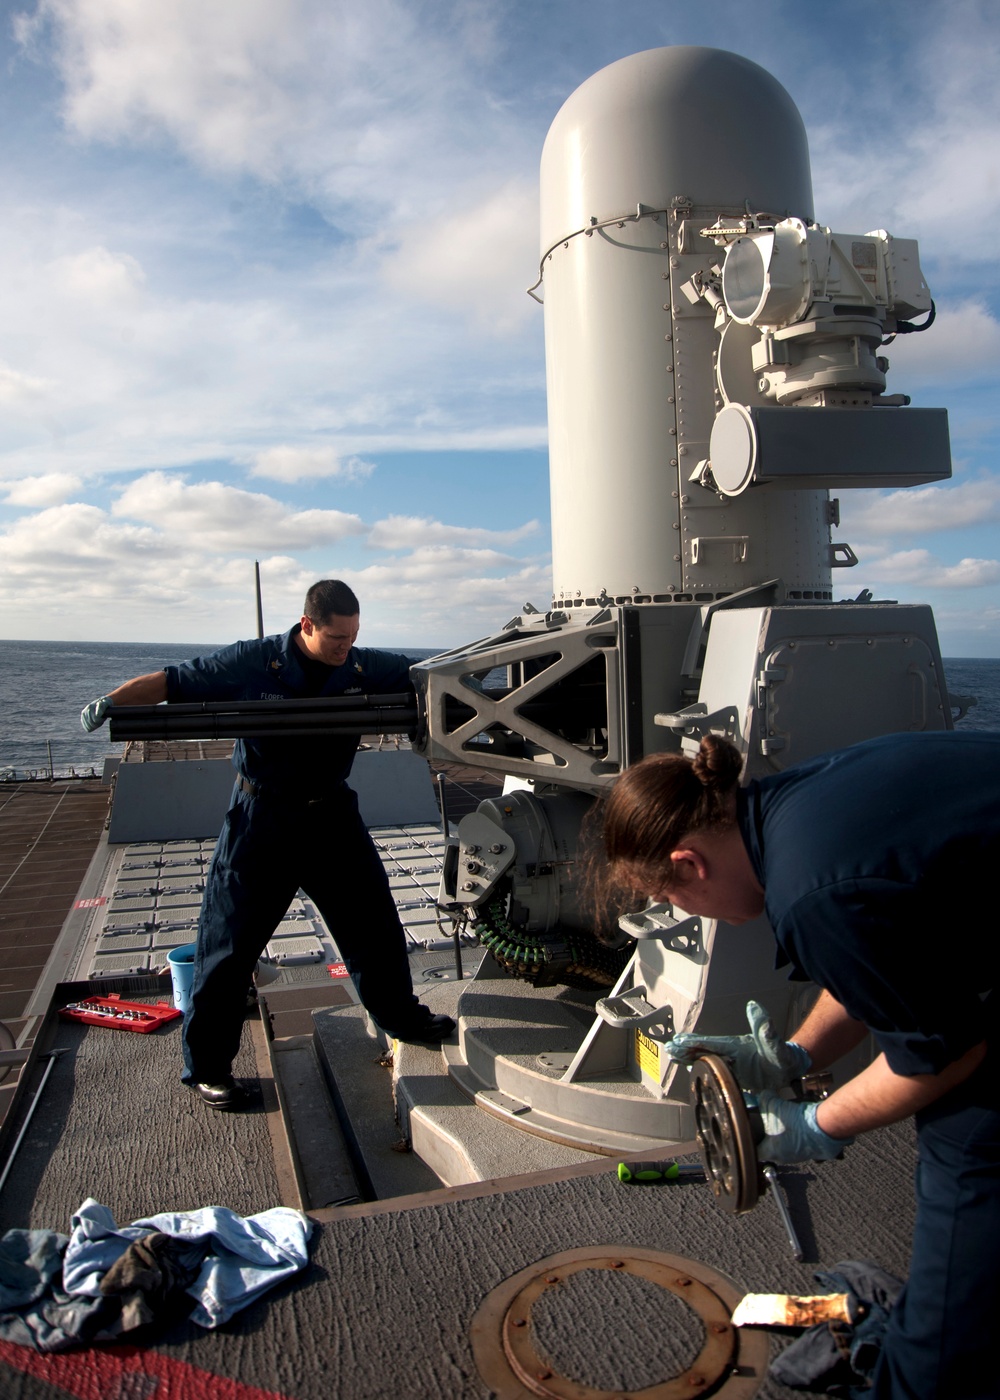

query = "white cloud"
[[249, 446, 375, 483], [368, 515, 540, 550], [0, 363, 53, 403], [111, 471, 367, 551], [2, 473, 83, 506], [350, 544, 524, 584], [885, 299, 1000, 388], [2, 501, 165, 576], [21, 0, 516, 208], [23, 0, 311, 177], [336, 556, 554, 641], [48, 245, 146, 302], [810, 3, 1000, 252], [843, 476, 1000, 537], [380, 181, 539, 334], [865, 548, 1000, 589]]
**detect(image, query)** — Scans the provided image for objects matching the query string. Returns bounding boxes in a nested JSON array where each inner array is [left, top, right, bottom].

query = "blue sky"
[[0, 0, 998, 653]]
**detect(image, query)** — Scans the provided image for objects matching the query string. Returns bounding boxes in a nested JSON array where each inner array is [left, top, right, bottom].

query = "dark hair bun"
[[691, 734, 743, 792]]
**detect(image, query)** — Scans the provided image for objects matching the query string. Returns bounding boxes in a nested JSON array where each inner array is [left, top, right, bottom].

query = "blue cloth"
[[164, 625, 424, 1081], [63, 1199, 312, 1329], [0, 1231, 67, 1310], [734, 732, 1000, 1399], [770, 1259, 903, 1395], [0, 1202, 311, 1349]]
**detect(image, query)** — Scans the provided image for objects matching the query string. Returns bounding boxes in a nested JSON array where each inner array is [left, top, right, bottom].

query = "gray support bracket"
[[560, 955, 636, 1083], [618, 907, 704, 960], [596, 988, 674, 1040], [653, 703, 740, 743]]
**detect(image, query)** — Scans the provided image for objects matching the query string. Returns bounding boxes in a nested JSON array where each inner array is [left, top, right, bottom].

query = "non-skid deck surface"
[[0, 780, 109, 1025], [0, 1116, 917, 1400], [0, 1010, 278, 1233]]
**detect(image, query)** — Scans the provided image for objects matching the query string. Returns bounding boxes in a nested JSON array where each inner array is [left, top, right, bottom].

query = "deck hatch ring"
[[470, 1245, 767, 1399]]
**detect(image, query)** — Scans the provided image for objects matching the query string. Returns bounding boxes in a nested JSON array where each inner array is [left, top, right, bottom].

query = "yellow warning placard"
[[635, 1028, 660, 1081]]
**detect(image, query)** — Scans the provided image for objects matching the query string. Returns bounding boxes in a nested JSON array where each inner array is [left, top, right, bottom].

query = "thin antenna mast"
[[254, 561, 264, 639]]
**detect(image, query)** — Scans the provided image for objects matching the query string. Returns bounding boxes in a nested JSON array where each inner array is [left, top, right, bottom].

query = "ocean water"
[[0, 638, 997, 780]]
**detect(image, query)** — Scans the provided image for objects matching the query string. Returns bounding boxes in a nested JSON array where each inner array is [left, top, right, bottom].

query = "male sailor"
[[82, 578, 454, 1109], [601, 729, 999, 1400]]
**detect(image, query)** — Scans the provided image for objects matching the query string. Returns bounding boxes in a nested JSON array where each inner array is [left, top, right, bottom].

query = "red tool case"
[[59, 994, 182, 1033]]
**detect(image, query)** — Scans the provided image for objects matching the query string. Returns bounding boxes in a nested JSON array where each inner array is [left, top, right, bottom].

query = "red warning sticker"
[[327, 962, 349, 979], [74, 897, 107, 908]]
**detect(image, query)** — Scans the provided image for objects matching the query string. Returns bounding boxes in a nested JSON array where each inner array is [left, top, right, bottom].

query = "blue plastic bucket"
[[166, 944, 197, 1013]]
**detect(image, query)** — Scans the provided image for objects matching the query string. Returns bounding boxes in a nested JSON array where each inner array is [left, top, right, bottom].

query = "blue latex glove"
[[665, 1000, 811, 1092], [81, 696, 111, 733], [756, 1092, 853, 1164]]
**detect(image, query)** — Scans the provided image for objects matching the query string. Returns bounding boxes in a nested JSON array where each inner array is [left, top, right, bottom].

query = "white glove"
[[81, 696, 111, 732], [665, 1000, 812, 1093]]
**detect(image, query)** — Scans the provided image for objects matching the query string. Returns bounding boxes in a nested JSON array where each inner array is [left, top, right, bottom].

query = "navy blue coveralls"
[[737, 731, 1000, 1400], [164, 626, 426, 1086]]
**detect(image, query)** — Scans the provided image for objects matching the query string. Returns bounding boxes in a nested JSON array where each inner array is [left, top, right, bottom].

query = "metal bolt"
[[660, 242, 668, 249], [461, 882, 475, 892], [489, 844, 505, 854]]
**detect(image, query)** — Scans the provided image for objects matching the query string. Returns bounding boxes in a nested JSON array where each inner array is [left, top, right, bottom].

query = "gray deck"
[[0, 1085, 917, 1398], [0, 749, 922, 1399]]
